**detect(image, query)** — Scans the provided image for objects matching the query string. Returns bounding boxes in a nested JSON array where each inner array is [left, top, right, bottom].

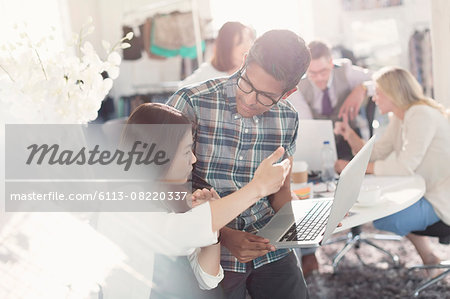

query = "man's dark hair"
[[246, 30, 311, 91], [308, 40, 332, 60]]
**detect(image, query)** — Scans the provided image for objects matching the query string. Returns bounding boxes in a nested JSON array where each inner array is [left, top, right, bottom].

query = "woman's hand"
[[251, 147, 291, 198], [334, 121, 351, 141], [334, 114, 365, 155], [334, 113, 355, 142], [191, 188, 220, 208], [335, 159, 350, 174]]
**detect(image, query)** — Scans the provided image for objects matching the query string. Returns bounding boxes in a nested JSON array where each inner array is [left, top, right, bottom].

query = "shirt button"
[[234, 115, 239, 119], [255, 119, 259, 123], [244, 129, 249, 133], [239, 156, 243, 160]]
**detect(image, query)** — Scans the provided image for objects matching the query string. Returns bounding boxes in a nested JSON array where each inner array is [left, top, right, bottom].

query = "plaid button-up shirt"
[[167, 74, 299, 273]]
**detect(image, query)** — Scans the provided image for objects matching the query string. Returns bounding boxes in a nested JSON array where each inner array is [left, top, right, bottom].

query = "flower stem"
[[110, 36, 129, 54], [78, 28, 82, 57], [34, 48, 48, 80], [0, 64, 15, 82], [23, 32, 48, 80]]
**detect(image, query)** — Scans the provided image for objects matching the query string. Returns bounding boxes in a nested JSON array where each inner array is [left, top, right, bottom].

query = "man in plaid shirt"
[[167, 30, 311, 298]]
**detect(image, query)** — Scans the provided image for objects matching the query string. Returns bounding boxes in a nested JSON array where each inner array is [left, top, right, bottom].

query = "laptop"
[[257, 135, 376, 248], [294, 120, 338, 172]]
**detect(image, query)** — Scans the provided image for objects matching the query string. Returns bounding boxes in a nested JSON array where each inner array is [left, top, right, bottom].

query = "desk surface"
[[334, 175, 425, 233], [292, 175, 426, 234]]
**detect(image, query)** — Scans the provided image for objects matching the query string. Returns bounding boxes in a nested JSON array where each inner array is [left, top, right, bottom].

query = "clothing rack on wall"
[[123, 0, 203, 66], [409, 26, 433, 97]]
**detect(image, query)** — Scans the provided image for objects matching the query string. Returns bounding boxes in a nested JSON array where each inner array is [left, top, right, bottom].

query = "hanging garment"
[[122, 25, 143, 60], [421, 29, 433, 97], [141, 17, 167, 60], [150, 12, 205, 59], [152, 12, 200, 49], [409, 29, 433, 97]]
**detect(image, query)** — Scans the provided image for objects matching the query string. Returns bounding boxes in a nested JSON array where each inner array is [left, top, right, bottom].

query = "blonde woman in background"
[[334, 66, 450, 269]]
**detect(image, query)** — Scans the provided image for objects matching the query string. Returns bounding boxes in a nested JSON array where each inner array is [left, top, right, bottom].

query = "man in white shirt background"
[[290, 40, 375, 276], [292, 40, 374, 159]]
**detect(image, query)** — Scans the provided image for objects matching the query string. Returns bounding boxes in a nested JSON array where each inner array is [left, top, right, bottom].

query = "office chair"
[[408, 220, 450, 297], [325, 225, 402, 272]]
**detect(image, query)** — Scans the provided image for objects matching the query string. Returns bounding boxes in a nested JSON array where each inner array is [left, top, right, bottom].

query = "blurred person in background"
[[291, 40, 375, 276], [179, 21, 255, 88], [334, 66, 450, 270]]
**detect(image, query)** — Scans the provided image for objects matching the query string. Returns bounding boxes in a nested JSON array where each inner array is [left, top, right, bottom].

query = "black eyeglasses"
[[236, 67, 285, 107]]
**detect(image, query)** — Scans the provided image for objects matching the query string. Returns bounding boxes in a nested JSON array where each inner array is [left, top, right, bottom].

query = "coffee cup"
[[292, 161, 308, 184]]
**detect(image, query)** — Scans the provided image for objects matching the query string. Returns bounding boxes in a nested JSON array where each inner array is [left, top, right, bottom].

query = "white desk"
[[292, 175, 425, 271], [291, 174, 426, 233], [334, 174, 426, 233]]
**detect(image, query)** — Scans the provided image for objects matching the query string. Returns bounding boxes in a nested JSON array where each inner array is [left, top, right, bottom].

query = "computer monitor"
[[293, 120, 338, 172]]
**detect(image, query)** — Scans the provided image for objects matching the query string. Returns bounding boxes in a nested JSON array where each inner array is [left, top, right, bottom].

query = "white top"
[[286, 90, 313, 119], [96, 201, 224, 297], [188, 247, 225, 290], [178, 62, 228, 88], [371, 105, 450, 225], [293, 58, 374, 118]]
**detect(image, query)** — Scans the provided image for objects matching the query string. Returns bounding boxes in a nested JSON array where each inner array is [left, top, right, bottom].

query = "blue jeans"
[[373, 197, 440, 236]]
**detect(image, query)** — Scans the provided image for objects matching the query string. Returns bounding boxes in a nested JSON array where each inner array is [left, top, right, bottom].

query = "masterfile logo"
[[26, 141, 170, 171], [4, 124, 192, 212]]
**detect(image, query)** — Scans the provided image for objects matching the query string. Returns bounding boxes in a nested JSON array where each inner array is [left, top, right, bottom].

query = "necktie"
[[321, 87, 333, 116]]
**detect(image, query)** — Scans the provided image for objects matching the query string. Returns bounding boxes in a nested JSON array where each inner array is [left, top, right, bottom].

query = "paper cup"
[[292, 161, 308, 184]]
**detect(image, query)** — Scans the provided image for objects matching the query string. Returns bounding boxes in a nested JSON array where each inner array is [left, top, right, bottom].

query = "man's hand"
[[221, 228, 275, 263], [338, 84, 366, 120], [252, 146, 291, 199]]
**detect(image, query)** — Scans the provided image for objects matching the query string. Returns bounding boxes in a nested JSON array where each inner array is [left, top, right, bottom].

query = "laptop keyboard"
[[279, 200, 332, 242]]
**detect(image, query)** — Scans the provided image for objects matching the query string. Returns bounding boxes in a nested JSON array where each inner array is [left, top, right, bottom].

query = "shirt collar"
[[225, 73, 262, 123], [327, 68, 334, 89]]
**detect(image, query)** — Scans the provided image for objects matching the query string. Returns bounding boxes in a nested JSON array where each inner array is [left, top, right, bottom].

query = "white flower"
[[120, 43, 131, 49], [0, 19, 128, 124], [125, 32, 134, 40]]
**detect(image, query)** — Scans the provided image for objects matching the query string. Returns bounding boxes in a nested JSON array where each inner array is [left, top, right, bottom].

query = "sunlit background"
[[0, 0, 435, 70]]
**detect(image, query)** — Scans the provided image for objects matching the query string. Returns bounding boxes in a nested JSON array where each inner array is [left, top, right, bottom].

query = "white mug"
[[358, 185, 381, 205]]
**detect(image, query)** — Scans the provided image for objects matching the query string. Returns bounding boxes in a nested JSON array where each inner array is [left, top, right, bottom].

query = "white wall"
[[66, 0, 103, 53], [308, 0, 432, 70], [306, 0, 448, 107], [209, 0, 312, 38], [0, 0, 70, 50], [431, 0, 450, 107]]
